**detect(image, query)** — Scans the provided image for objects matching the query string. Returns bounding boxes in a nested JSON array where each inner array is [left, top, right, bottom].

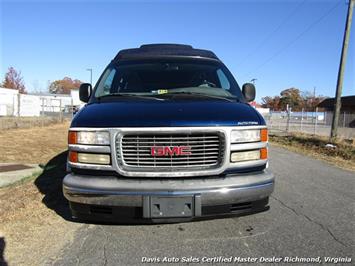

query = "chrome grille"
[[118, 133, 224, 170]]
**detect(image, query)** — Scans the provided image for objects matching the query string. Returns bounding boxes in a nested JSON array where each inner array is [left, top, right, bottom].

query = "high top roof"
[[113, 44, 220, 62]]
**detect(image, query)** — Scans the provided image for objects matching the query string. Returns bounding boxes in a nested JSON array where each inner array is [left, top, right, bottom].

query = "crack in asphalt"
[[75, 226, 90, 266], [271, 195, 347, 247], [184, 231, 268, 242], [99, 226, 108, 266]]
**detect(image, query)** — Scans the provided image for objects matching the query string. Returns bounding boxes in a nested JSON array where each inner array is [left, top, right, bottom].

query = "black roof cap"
[[113, 44, 220, 62], [317, 95, 355, 109]]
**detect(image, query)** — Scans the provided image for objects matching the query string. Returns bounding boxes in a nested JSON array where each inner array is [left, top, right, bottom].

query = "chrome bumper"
[[63, 171, 274, 209]]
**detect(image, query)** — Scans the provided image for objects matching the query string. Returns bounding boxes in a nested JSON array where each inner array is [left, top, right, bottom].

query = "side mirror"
[[79, 83, 92, 103], [242, 83, 256, 102]]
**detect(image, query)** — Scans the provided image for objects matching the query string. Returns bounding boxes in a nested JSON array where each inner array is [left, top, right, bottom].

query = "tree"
[[49, 77, 82, 94], [261, 88, 327, 111], [302, 90, 326, 111], [261, 96, 281, 111], [279, 88, 303, 111], [1, 67, 26, 93]]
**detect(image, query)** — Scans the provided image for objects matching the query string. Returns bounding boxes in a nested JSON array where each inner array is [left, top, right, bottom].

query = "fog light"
[[231, 150, 260, 162], [77, 153, 111, 165]]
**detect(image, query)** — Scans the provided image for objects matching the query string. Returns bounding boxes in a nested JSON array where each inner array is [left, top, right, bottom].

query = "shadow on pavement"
[[34, 151, 73, 221], [0, 237, 7, 266], [33, 151, 270, 226]]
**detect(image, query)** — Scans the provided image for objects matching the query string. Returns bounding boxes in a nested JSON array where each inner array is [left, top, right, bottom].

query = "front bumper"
[[63, 170, 274, 221]]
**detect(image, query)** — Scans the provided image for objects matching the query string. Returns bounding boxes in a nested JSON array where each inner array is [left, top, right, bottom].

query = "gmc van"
[[63, 44, 274, 223]]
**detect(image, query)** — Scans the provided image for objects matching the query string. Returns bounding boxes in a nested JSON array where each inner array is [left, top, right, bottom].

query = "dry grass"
[[0, 122, 70, 221], [0, 117, 66, 130], [0, 122, 82, 265], [0, 122, 70, 164], [0, 175, 81, 265], [270, 133, 355, 171]]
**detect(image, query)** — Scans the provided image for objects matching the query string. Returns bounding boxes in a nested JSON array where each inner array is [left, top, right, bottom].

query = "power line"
[[236, 0, 307, 68], [241, 0, 342, 79]]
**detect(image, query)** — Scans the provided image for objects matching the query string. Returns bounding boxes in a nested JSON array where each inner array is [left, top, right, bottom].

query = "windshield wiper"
[[162, 91, 239, 102], [96, 93, 165, 101]]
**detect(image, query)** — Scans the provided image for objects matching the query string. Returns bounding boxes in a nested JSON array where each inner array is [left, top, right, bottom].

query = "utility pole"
[[330, 0, 354, 141]]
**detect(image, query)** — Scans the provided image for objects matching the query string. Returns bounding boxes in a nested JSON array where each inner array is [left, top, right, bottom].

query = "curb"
[[0, 164, 42, 188]]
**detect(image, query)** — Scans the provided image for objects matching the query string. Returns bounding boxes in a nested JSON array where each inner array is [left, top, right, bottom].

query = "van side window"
[[216, 69, 230, 90], [95, 68, 116, 96]]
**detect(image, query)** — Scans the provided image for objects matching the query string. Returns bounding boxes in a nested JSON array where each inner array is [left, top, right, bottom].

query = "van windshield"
[[94, 61, 243, 100]]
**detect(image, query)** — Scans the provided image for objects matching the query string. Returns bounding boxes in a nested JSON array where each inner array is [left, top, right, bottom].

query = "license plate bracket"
[[143, 195, 200, 218]]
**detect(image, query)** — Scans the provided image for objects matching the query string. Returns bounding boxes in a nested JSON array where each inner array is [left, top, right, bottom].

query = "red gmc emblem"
[[151, 146, 192, 156]]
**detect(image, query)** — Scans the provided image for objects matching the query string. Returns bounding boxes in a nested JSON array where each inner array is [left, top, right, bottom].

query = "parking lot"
[[0, 122, 353, 265], [47, 147, 354, 265]]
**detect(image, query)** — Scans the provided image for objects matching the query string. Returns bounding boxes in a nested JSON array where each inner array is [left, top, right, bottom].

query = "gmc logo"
[[151, 146, 192, 156]]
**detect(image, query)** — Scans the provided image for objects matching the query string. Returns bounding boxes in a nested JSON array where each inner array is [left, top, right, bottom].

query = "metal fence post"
[[286, 108, 290, 133], [343, 111, 346, 127], [12, 94, 16, 116], [41, 98, 44, 127], [71, 98, 74, 119], [314, 107, 318, 135], [301, 108, 304, 131], [17, 93, 20, 117], [59, 99, 63, 122]]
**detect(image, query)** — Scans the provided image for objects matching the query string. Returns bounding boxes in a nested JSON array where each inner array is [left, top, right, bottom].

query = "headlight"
[[231, 150, 260, 162], [230, 129, 267, 143], [78, 153, 111, 165], [68, 131, 110, 145], [68, 151, 111, 165], [231, 148, 268, 162]]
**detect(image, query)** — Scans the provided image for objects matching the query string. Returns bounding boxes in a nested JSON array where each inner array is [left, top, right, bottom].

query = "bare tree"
[[1, 67, 26, 93]]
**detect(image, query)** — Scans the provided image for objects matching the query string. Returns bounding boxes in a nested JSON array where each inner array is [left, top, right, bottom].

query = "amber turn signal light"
[[260, 148, 268, 160], [68, 131, 77, 144], [68, 151, 78, 163], [260, 128, 268, 142]]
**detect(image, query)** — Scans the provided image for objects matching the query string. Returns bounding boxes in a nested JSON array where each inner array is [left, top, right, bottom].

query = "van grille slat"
[[124, 156, 219, 161], [116, 133, 224, 170], [122, 144, 219, 148]]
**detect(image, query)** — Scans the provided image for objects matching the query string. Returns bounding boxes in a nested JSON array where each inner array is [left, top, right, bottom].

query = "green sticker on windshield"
[[157, 89, 168, 94]]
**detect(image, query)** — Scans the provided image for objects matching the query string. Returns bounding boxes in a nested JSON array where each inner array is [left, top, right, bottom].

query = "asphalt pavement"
[[45, 146, 355, 265]]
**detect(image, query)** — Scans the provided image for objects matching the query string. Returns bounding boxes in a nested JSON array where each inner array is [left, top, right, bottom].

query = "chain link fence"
[[0, 91, 77, 130], [264, 110, 355, 139]]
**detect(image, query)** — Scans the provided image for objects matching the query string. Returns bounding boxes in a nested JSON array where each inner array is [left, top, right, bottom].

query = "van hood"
[[71, 99, 265, 128]]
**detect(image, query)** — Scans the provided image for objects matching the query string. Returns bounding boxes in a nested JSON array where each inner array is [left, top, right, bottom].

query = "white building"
[[0, 87, 83, 117], [0, 87, 19, 116]]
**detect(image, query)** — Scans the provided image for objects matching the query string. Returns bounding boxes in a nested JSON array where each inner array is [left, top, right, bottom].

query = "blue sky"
[[0, 0, 354, 102]]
